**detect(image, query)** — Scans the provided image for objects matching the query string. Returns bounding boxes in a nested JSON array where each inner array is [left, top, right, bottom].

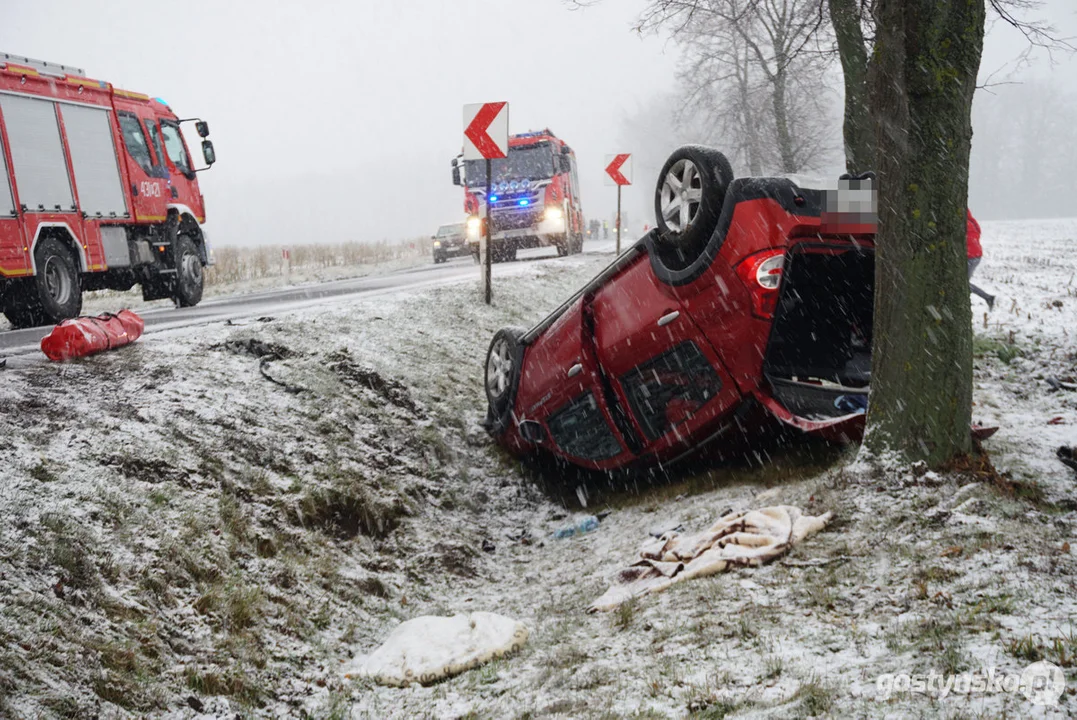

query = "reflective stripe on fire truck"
[[28, 222, 89, 273]]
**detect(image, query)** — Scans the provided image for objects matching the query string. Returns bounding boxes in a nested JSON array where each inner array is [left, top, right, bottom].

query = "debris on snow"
[[553, 514, 600, 539], [211, 336, 296, 359], [590, 506, 832, 612], [346, 612, 529, 687]]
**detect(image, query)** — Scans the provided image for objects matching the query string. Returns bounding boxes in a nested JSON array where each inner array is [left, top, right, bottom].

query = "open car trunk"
[[762, 243, 875, 426]]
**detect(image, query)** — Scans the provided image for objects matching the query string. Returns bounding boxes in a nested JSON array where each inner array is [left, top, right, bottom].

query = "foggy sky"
[[4, 2, 1076, 246], [4, 0, 682, 246]]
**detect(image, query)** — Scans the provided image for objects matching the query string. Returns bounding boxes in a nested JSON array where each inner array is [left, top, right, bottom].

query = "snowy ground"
[[0, 225, 1073, 718]]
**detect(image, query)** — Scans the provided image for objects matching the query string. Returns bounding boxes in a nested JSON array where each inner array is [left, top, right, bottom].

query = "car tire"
[[484, 326, 526, 436], [173, 234, 204, 307], [6, 237, 83, 328], [654, 146, 734, 257]]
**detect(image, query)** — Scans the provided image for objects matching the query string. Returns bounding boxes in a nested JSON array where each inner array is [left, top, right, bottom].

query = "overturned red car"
[[483, 146, 877, 471]]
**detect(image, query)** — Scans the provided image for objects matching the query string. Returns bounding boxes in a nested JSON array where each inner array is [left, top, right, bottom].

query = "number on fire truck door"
[[116, 112, 168, 222]]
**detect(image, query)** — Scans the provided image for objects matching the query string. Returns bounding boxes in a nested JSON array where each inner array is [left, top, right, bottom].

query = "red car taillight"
[[736, 250, 785, 319]]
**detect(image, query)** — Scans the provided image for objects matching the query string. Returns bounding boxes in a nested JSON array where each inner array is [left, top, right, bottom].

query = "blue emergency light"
[[519, 200, 529, 206]]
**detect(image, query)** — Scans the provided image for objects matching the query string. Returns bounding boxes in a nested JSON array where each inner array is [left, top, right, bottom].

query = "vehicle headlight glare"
[[545, 206, 563, 221]]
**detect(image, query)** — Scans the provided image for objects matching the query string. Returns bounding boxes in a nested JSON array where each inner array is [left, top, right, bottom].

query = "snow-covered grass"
[[0, 223, 1074, 718]]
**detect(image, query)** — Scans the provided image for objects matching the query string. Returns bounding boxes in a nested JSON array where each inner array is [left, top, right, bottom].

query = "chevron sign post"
[[605, 153, 632, 254], [464, 102, 509, 304]]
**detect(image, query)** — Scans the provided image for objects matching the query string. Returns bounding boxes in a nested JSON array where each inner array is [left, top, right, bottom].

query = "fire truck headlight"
[[467, 216, 482, 233], [544, 206, 563, 221]]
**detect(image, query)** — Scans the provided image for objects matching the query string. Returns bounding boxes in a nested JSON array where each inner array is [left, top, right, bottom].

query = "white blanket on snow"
[[590, 505, 832, 611], [347, 612, 529, 687]]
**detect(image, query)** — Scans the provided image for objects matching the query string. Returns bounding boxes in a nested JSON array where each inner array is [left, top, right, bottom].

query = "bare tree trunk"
[[864, 0, 986, 466], [736, 44, 764, 175], [829, 0, 875, 172], [771, 68, 798, 173]]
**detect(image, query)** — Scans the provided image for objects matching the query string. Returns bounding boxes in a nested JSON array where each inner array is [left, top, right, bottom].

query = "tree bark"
[[771, 68, 798, 173], [864, 0, 986, 465], [829, 0, 875, 173], [735, 44, 764, 175]]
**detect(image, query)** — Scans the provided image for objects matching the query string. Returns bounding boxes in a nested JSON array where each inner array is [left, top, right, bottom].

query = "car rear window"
[[546, 392, 622, 462], [620, 341, 722, 442]]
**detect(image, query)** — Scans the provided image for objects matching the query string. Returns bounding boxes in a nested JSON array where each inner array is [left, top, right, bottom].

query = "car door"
[[516, 297, 632, 469], [589, 256, 741, 457]]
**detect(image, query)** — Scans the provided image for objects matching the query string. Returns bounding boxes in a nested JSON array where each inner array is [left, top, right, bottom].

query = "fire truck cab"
[[452, 129, 584, 263], [0, 52, 216, 329]]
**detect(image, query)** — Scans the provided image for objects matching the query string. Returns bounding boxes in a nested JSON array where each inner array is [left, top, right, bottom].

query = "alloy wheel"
[[660, 159, 704, 232], [486, 336, 514, 400]]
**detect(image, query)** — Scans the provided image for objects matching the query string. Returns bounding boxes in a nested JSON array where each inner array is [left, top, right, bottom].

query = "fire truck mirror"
[[195, 120, 210, 138], [451, 163, 462, 187], [201, 140, 216, 167]]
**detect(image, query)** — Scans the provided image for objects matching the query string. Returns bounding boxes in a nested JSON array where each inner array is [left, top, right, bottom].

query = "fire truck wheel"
[[555, 237, 569, 257], [654, 146, 734, 257], [6, 237, 83, 328], [1, 287, 36, 329], [173, 234, 204, 307]]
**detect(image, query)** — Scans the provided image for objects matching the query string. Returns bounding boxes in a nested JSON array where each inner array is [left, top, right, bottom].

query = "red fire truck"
[[451, 129, 584, 263], [0, 52, 216, 329]]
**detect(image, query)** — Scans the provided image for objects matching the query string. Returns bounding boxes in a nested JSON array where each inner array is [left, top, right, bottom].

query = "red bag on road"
[[40, 310, 145, 362]]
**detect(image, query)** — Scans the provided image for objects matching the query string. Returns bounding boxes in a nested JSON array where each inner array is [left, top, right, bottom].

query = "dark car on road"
[[482, 146, 877, 471], [433, 223, 470, 264]]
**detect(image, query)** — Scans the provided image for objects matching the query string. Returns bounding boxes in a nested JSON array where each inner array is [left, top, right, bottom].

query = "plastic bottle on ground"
[[553, 515, 600, 539]]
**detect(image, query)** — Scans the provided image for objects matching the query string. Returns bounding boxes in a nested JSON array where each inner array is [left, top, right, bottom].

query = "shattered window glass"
[[621, 341, 722, 442], [546, 392, 622, 462]]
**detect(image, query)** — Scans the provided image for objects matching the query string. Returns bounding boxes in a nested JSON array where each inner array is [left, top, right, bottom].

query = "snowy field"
[[0, 222, 1074, 718]]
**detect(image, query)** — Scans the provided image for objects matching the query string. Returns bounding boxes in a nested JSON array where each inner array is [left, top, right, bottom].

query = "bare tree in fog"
[[575, 0, 1072, 177], [636, 0, 835, 174], [668, 1, 835, 174]]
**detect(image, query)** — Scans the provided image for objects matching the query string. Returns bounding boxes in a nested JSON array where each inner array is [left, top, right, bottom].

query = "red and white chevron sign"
[[605, 153, 632, 186], [463, 102, 509, 161]]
